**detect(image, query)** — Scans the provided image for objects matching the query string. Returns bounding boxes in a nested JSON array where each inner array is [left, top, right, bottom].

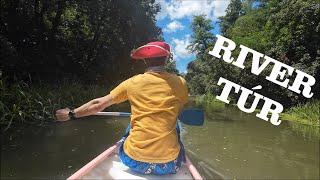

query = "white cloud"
[[170, 35, 193, 61], [213, 0, 231, 17], [164, 21, 184, 33], [156, 0, 170, 20], [156, 0, 230, 20]]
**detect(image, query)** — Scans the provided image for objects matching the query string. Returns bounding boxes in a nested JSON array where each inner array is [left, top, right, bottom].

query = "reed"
[[0, 79, 108, 132], [196, 93, 319, 127], [281, 100, 320, 127], [195, 94, 225, 112]]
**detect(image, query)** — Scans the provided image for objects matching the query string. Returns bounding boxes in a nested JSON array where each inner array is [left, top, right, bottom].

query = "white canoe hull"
[[67, 141, 202, 180]]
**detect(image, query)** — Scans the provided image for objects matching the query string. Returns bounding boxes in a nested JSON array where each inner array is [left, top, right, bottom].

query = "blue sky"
[[155, 0, 230, 73]]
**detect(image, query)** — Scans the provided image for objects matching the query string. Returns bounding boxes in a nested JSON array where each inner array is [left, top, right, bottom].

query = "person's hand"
[[55, 108, 71, 121]]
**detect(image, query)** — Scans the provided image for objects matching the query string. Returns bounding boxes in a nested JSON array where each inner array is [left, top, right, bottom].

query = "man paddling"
[[55, 41, 189, 175]]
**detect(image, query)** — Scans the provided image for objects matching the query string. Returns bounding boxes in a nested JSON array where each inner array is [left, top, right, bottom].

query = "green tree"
[[165, 60, 179, 75], [0, 0, 162, 85], [188, 15, 215, 55], [264, 0, 320, 77], [227, 0, 320, 104], [186, 15, 236, 95], [218, 0, 242, 36], [186, 15, 215, 94], [186, 0, 319, 105]]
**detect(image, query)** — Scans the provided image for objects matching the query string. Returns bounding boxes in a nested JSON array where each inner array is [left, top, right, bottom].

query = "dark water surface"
[[1, 104, 319, 179]]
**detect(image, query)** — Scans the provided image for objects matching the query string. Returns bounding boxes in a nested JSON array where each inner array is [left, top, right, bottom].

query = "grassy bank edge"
[[195, 94, 320, 127], [1, 80, 111, 132], [280, 113, 318, 126], [280, 100, 320, 127]]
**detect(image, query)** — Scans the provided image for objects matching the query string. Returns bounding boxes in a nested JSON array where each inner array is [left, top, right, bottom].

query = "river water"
[[1, 102, 319, 179]]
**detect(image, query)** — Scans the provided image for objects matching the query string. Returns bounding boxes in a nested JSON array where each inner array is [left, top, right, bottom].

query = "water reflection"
[[1, 116, 129, 179], [1, 101, 319, 179], [183, 104, 319, 179]]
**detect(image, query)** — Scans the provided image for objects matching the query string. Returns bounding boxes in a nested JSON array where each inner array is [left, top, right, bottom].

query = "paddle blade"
[[178, 109, 204, 126]]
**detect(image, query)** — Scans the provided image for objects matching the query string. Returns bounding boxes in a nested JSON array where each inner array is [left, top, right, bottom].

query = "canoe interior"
[[82, 149, 194, 180]]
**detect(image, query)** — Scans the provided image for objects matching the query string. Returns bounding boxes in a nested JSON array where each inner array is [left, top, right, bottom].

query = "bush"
[[0, 79, 108, 132]]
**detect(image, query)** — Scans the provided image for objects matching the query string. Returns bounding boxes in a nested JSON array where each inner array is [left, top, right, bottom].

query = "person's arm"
[[56, 77, 130, 122], [55, 94, 114, 121]]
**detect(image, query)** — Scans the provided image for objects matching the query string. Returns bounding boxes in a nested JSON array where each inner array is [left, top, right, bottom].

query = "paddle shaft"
[[95, 109, 204, 126], [94, 112, 131, 116]]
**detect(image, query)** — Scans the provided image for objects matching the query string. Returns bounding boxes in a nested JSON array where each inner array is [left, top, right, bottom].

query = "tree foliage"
[[165, 60, 179, 75], [0, 0, 162, 85], [186, 15, 237, 96], [219, 0, 242, 36], [186, 0, 319, 106], [185, 15, 214, 95]]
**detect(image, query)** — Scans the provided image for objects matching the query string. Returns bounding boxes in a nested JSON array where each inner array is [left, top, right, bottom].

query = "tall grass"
[[195, 93, 225, 112], [281, 100, 320, 127], [0, 79, 108, 132], [196, 93, 319, 127]]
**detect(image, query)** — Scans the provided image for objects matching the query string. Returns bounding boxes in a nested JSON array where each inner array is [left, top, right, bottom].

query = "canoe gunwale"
[[186, 156, 203, 180], [67, 142, 121, 180]]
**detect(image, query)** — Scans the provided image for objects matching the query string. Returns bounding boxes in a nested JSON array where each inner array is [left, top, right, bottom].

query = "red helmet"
[[130, 41, 171, 60]]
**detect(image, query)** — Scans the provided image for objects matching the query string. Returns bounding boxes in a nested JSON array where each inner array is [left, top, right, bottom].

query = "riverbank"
[[195, 94, 320, 127], [281, 100, 320, 127], [0, 80, 110, 133], [2, 99, 319, 179]]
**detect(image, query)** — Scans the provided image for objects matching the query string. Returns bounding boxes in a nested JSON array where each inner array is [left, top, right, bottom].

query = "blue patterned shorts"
[[119, 142, 183, 175], [118, 123, 185, 175]]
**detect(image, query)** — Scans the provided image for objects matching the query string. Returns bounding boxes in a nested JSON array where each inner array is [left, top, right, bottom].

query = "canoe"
[[67, 141, 203, 180]]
